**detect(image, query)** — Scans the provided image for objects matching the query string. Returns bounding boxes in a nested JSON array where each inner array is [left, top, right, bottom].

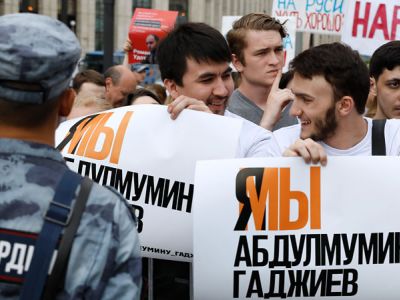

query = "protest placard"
[[56, 105, 241, 261], [272, 0, 346, 35], [128, 8, 178, 64], [194, 157, 400, 299], [276, 16, 296, 72], [341, 0, 400, 56]]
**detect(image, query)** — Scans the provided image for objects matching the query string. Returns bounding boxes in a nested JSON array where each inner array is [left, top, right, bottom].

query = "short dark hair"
[[279, 70, 294, 89], [144, 83, 167, 104], [370, 41, 400, 80], [290, 42, 369, 114], [157, 22, 232, 86], [127, 88, 161, 105], [72, 70, 105, 92]]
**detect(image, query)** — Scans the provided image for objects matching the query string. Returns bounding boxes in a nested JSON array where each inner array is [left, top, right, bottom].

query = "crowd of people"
[[0, 9, 399, 300]]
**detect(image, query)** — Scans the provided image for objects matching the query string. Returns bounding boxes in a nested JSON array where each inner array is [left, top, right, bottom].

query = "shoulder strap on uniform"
[[372, 119, 387, 156], [20, 170, 82, 300], [42, 176, 93, 300]]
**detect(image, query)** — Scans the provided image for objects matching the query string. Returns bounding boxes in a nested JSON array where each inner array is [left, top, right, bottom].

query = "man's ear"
[[231, 54, 244, 72], [370, 77, 377, 97], [105, 77, 113, 91], [163, 79, 179, 99], [58, 88, 75, 117], [336, 96, 354, 116]]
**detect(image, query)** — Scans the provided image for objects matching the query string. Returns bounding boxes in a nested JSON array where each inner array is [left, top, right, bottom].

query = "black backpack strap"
[[42, 176, 93, 300], [372, 119, 387, 156]]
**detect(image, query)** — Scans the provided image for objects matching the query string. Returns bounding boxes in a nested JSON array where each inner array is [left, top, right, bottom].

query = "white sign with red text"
[[341, 0, 400, 56]]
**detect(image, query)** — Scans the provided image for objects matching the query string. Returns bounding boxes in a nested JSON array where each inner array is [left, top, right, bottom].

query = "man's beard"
[[310, 104, 338, 141], [207, 96, 228, 115]]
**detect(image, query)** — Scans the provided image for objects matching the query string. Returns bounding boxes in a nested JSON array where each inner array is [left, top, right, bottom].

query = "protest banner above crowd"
[[272, 0, 346, 35], [56, 105, 241, 261], [341, 0, 400, 56], [128, 8, 178, 64], [194, 157, 400, 299], [276, 16, 296, 72]]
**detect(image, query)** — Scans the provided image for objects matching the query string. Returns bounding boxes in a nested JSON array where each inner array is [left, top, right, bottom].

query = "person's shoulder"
[[384, 118, 400, 130], [228, 89, 241, 100], [274, 123, 301, 135], [273, 124, 301, 148], [228, 90, 260, 112], [224, 109, 244, 120], [382, 118, 400, 155], [226, 110, 272, 134], [86, 181, 135, 222], [227, 111, 279, 158]]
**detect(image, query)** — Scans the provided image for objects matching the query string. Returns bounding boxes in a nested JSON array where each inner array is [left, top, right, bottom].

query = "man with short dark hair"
[[151, 21, 281, 300], [226, 13, 298, 131], [369, 41, 400, 120], [275, 42, 400, 161], [72, 69, 105, 92], [158, 22, 280, 158], [104, 65, 137, 107], [72, 69, 105, 99], [0, 13, 141, 299]]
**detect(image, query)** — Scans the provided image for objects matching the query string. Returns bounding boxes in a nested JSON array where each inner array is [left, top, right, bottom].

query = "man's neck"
[[323, 115, 367, 150], [238, 80, 272, 110], [373, 107, 387, 119], [0, 124, 56, 147]]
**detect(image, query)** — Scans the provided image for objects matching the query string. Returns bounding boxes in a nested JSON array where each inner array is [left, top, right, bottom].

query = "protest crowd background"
[[1, 0, 400, 299]]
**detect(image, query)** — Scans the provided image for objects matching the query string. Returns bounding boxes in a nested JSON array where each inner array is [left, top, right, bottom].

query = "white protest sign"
[[272, 0, 346, 35], [341, 0, 400, 56], [56, 105, 241, 261], [194, 157, 400, 299], [221, 16, 242, 72], [276, 16, 296, 72], [221, 15, 241, 37]]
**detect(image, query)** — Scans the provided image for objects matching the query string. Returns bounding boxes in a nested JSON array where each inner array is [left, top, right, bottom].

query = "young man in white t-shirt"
[[274, 42, 400, 161], [157, 22, 281, 158]]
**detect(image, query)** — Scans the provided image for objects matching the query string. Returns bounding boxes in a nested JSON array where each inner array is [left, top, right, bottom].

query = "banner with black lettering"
[[341, 0, 399, 56], [194, 157, 400, 299], [272, 0, 346, 35], [55, 105, 241, 261]]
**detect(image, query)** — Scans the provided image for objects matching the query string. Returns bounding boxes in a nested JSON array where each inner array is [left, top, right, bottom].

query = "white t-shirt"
[[273, 117, 400, 156], [224, 110, 281, 158]]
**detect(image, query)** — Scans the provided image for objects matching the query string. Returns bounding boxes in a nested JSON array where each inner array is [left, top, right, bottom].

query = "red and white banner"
[[341, 0, 400, 56]]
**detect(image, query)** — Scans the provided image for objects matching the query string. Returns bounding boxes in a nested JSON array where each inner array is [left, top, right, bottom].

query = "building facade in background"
[[0, 0, 339, 58]]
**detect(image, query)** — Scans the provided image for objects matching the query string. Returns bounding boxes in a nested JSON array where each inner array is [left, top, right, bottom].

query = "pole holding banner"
[[103, 0, 115, 71]]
